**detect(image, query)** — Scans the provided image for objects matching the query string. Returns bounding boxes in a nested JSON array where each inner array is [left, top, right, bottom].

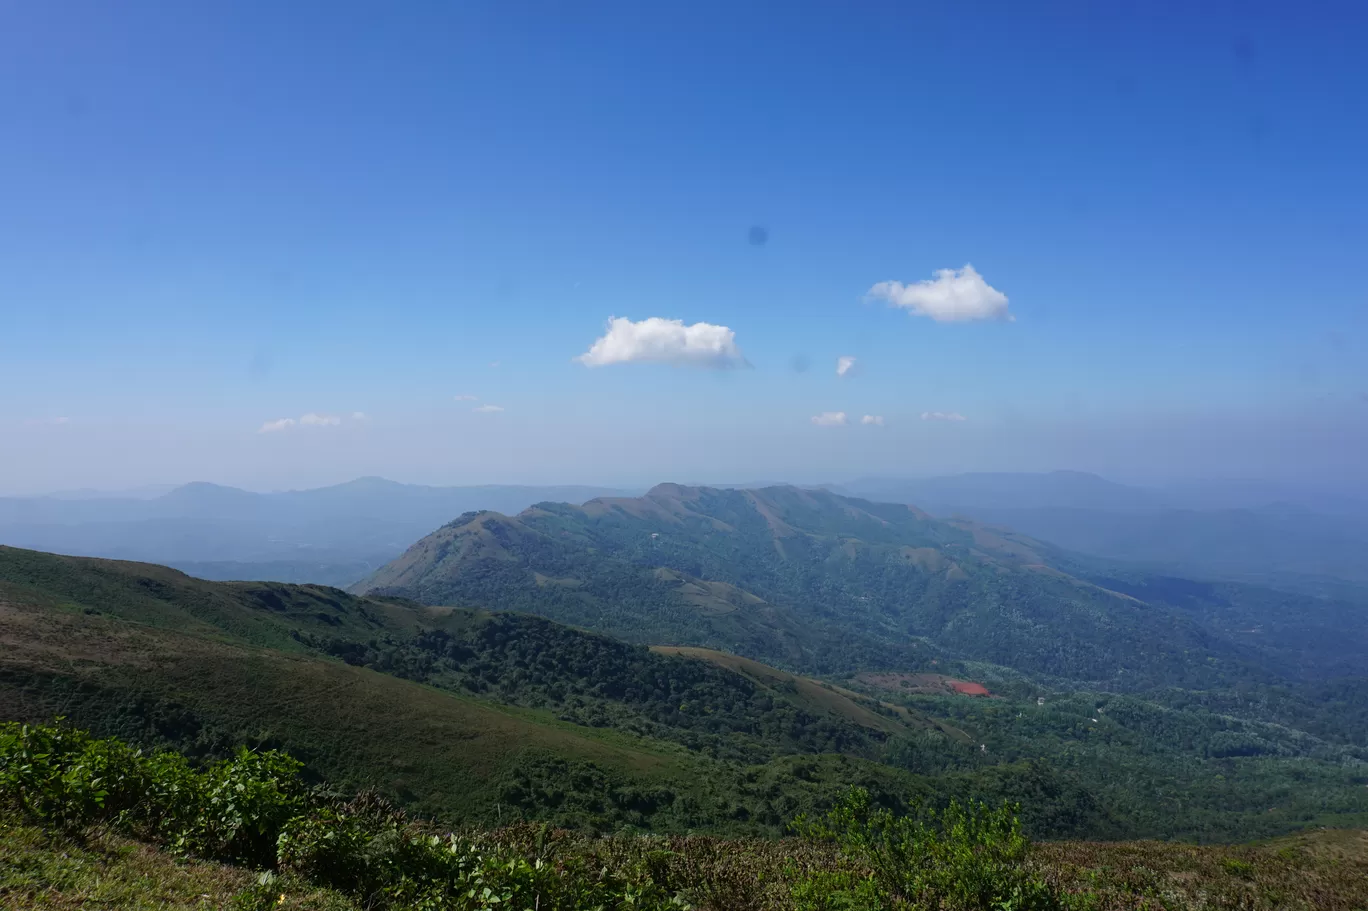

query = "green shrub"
[[791, 787, 1064, 911], [0, 721, 305, 865], [2, 722, 1084, 911], [190, 748, 308, 864], [788, 867, 883, 911]]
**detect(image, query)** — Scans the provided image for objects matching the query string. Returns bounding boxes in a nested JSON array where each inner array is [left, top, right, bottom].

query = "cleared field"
[[856, 671, 995, 697]]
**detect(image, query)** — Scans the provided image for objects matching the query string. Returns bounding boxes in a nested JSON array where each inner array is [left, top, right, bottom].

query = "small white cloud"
[[351, 411, 368, 420], [576, 316, 746, 368], [860, 414, 884, 425], [489, 361, 501, 368], [454, 394, 478, 401], [258, 418, 296, 433], [921, 411, 967, 422], [474, 404, 504, 413], [868, 264, 1012, 322], [300, 413, 341, 427], [810, 411, 848, 427], [836, 356, 858, 377]]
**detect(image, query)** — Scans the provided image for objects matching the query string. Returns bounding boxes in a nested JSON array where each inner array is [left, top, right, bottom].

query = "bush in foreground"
[[13, 719, 1278, 911]]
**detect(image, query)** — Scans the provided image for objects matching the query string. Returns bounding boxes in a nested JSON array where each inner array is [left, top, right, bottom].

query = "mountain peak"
[[161, 481, 257, 500], [646, 482, 705, 500]]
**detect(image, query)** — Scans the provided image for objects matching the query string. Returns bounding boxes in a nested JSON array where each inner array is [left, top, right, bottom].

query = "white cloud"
[[867, 264, 1012, 322], [300, 413, 341, 426], [259, 412, 348, 433], [489, 361, 501, 368], [810, 411, 848, 427], [860, 414, 884, 426], [473, 404, 504, 413], [921, 411, 967, 422], [576, 316, 746, 368], [454, 394, 478, 401], [351, 411, 368, 420], [836, 356, 858, 377]]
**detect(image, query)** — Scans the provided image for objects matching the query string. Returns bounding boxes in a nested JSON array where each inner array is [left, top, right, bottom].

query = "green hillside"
[[0, 545, 988, 835], [4, 724, 1367, 911], [5, 543, 1368, 843], [354, 484, 1364, 689]]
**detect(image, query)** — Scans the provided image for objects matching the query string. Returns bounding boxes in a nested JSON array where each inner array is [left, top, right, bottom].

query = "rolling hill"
[[5, 544, 1368, 841], [0, 544, 975, 833], [354, 484, 1368, 689]]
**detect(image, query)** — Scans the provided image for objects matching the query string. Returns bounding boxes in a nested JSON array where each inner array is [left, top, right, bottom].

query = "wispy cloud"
[[474, 404, 504, 413], [26, 416, 71, 426], [576, 316, 747, 368], [454, 394, 478, 401], [810, 411, 848, 427], [836, 356, 858, 377], [300, 413, 341, 426], [258, 412, 350, 433], [921, 411, 967, 422], [860, 414, 884, 426], [351, 411, 368, 420], [868, 264, 1012, 322]]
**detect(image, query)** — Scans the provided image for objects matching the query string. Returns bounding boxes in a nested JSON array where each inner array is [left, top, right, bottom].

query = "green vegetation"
[[0, 722, 686, 910], [355, 485, 1368, 691], [0, 545, 1100, 838], [789, 788, 1058, 910], [0, 815, 353, 910], [5, 543, 1368, 843], [862, 689, 1368, 842], [5, 724, 1367, 910]]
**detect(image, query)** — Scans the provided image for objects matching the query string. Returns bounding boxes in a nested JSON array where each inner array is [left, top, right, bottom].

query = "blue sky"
[[2, 1, 1366, 493]]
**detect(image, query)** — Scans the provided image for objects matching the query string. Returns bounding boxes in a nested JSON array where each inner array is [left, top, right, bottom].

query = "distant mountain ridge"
[[7, 471, 1368, 593], [841, 473, 1368, 588], [354, 483, 1368, 689], [0, 479, 641, 586]]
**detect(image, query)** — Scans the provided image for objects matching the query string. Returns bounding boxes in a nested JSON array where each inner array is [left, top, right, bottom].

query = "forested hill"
[[354, 483, 1368, 690], [0, 544, 976, 832], [6, 544, 1368, 842]]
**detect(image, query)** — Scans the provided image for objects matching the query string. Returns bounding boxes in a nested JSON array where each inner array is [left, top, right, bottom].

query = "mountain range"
[[6, 471, 1366, 594], [840, 473, 1368, 591], [353, 483, 1368, 689], [5, 503, 1367, 841], [0, 478, 638, 586]]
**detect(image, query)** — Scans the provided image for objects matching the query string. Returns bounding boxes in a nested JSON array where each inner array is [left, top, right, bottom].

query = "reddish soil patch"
[[857, 672, 994, 698]]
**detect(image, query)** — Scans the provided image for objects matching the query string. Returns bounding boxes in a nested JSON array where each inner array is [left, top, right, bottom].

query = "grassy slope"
[[4, 809, 1365, 911], [2, 545, 978, 835], [0, 551, 701, 823], [652, 645, 971, 741], [1037, 828, 1368, 911], [5, 544, 1365, 843], [0, 812, 354, 910]]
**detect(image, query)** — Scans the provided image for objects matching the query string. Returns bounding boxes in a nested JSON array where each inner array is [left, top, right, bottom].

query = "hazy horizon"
[[7, 468, 1367, 504]]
